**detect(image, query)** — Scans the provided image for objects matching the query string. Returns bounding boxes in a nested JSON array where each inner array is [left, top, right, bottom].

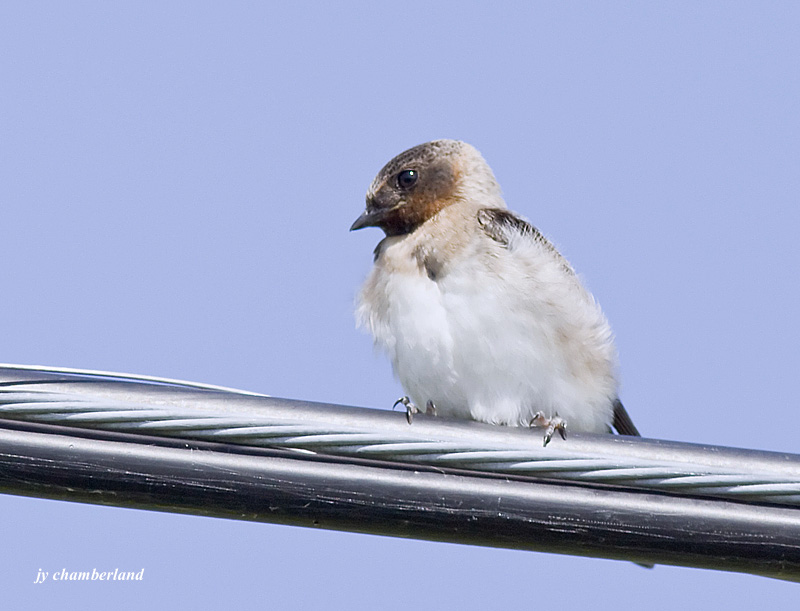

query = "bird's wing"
[[479, 208, 642, 438], [476, 208, 576, 276]]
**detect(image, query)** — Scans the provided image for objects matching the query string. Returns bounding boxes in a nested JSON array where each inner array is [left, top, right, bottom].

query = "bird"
[[350, 139, 640, 444]]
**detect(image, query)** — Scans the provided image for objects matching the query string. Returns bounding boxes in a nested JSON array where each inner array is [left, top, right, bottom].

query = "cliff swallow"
[[352, 139, 639, 444]]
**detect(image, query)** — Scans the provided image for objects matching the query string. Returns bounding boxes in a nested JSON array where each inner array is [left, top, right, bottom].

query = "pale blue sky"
[[2, 2, 799, 608]]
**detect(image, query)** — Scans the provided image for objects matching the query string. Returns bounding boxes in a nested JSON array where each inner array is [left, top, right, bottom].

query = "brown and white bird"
[[351, 139, 639, 443]]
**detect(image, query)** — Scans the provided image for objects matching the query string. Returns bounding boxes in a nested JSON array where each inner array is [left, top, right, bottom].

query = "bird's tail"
[[612, 398, 641, 436]]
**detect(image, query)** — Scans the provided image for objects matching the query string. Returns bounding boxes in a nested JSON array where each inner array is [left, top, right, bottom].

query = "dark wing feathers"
[[612, 398, 641, 437], [477, 208, 548, 247], [477, 208, 575, 276]]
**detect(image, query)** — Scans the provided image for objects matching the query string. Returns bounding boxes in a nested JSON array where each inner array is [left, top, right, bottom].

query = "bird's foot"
[[531, 412, 567, 447], [393, 397, 436, 424]]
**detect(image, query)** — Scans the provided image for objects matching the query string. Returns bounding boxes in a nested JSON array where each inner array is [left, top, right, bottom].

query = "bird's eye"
[[396, 169, 419, 190]]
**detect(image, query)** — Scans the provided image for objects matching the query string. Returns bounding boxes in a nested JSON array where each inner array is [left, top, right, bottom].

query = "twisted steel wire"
[[1, 364, 799, 507]]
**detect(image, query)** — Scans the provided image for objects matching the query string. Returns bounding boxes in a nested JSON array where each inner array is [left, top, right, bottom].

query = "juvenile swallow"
[[351, 139, 639, 443]]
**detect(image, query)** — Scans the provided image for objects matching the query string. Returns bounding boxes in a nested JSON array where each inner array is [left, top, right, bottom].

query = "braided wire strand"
[[1, 370, 799, 506]]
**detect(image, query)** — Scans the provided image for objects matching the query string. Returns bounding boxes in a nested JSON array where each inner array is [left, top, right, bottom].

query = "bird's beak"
[[349, 207, 382, 231]]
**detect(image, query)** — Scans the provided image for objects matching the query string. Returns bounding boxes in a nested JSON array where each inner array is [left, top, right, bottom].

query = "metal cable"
[[1, 364, 799, 507]]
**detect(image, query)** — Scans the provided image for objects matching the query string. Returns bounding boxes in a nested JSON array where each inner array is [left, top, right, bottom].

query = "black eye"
[[396, 169, 419, 190]]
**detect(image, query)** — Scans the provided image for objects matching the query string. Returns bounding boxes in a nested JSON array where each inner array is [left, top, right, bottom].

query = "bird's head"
[[350, 139, 502, 236]]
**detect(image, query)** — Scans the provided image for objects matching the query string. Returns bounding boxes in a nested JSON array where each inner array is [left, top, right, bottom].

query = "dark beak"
[[349, 207, 383, 231]]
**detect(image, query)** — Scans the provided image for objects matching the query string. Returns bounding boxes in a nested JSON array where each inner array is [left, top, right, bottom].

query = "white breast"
[[356, 227, 618, 433]]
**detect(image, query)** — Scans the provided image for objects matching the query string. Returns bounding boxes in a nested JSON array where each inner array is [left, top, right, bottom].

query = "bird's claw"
[[393, 396, 419, 423], [531, 411, 567, 446], [393, 397, 436, 424], [425, 400, 436, 416]]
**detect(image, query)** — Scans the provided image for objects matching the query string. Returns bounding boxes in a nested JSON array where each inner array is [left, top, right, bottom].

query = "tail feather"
[[612, 398, 641, 437]]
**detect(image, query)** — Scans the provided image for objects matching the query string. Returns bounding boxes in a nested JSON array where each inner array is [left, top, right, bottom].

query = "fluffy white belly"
[[358, 263, 613, 433]]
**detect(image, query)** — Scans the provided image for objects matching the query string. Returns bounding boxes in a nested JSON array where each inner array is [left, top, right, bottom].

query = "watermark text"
[[34, 568, 144, 584]]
